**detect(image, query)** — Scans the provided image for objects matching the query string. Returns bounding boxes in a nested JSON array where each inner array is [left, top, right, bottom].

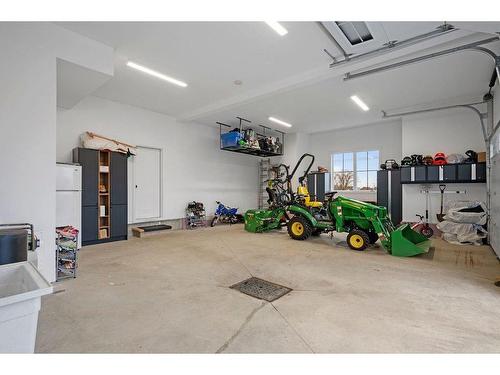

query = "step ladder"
[[259, 158, 272, 209]]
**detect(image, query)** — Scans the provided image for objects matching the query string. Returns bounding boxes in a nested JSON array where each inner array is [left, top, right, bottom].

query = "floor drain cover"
[[230, 277, 292, 302]]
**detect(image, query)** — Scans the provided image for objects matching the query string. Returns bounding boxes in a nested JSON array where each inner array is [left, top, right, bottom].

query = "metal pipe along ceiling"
[[343, 36, 500, 81], [324, 23, 457, 68]]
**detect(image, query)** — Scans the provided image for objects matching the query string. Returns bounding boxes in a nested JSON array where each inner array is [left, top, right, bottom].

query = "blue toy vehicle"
[[211, 201, 242, 227]]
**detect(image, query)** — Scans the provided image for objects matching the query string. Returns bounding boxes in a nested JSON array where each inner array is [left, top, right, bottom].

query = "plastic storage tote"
[[0, 261, 52, 353], [220, 131, 242, 148]]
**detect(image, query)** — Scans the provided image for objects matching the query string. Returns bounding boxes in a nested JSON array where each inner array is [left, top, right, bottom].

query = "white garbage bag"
[[443, 201, 487, 225], [437, 200, 487, 245]]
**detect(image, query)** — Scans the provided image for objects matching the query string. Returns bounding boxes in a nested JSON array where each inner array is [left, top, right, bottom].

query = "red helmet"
[[433, 152, 447, 165]]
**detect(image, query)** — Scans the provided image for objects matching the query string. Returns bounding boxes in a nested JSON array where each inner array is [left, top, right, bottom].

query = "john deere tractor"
[[286, 154, 431, 257]]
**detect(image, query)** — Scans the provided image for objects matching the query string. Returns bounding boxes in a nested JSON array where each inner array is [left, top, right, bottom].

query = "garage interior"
[[1, 19, 500, 355]]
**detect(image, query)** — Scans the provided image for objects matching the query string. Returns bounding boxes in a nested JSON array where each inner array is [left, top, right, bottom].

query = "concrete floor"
[[36, 225, 500, 353]]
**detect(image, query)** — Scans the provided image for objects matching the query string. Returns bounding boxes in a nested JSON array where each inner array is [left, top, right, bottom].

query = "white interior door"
[[132, 147, 161, 222]]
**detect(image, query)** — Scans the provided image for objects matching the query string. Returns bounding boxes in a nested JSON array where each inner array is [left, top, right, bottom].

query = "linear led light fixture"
[[350, 95, 370, 111], [126, 61, 188, 88], [269, 116, 292, 128], [265, 21, 288, 36]]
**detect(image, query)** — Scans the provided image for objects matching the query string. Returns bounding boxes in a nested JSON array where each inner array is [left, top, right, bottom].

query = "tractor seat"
[[297, 186, 323, 208]]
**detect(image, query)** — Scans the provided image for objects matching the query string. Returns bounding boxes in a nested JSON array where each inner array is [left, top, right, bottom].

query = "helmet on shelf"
[[446, 153, 465, 164], [464, 150, 478, 163], [380, 159, 399, 170], [433, 152, 447, 165], [422, 155, 434, 165], [401, 156, 412, 166], [410, 154, 423, 166]]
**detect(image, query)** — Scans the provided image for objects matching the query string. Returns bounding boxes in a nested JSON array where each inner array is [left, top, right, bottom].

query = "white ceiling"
[[57, 22, 335, 114], [57, 21, 500, 133], [197, 45, 496, 133]]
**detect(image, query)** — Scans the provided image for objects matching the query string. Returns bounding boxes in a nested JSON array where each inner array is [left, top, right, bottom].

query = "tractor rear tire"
[[287, 216, 312, 241], [347, 229, 370, 251]]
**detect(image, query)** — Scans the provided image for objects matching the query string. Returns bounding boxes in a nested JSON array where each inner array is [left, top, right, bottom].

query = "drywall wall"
[[402, 108, 487, 223], [57, 96, 259, 221], [0, 23, 113, 282], [490, 87, 500, 257], [307, 120, 402, 201]]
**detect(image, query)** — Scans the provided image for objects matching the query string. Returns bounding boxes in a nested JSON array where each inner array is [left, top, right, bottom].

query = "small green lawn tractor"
[[286, 154, 431, 257]]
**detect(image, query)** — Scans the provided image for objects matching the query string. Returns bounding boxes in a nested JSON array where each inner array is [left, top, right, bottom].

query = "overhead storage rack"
[[218, 117, 285, 157]]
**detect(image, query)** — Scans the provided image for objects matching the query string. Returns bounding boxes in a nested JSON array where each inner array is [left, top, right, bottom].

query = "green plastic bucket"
[[390, 223, 431, 257]]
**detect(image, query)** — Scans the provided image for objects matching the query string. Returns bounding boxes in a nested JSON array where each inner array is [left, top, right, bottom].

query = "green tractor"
[[286, 154, 432, 257]]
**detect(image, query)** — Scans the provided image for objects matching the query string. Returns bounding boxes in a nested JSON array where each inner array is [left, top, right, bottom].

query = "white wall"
[[279, 133, 311, 186], [402, 108, 487, 223], [0, 23, 113, 282], [490, 86, 500, 256], [308, 120, 402, 201], [57, 96, 259, 221]]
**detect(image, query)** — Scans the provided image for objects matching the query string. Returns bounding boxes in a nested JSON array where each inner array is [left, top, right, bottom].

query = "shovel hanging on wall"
[[437, 184, 446, 222]]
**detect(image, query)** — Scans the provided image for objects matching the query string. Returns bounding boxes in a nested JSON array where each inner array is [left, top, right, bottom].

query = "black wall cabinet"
[[400, 163, 486, 184], [74, 148, 128, 246]]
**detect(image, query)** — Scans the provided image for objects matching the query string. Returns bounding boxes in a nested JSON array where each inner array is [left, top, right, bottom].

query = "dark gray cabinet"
[[111, 205, 128, 238], [443, 165, 457, 181], [74, 148, 128, 246], [74, 148, 98, 206], [377, 169, 402, 225], [399, 163, 486, 184], [414, 166, 426, 182], [82, 206, 98, 242], [307, 172, 331, 202], [111, 152, 128, 205]]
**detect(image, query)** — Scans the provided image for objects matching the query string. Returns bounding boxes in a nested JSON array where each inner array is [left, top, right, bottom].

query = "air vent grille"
[[335, 22, 373, 45]]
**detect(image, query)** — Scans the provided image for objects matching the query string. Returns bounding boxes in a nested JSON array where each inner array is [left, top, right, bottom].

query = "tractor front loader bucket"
[[389, 223, 431, 257]]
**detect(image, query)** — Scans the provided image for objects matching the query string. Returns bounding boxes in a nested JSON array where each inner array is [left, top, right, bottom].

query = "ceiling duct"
[[320, 22, 456, 68], [335, 22, 374, 45]]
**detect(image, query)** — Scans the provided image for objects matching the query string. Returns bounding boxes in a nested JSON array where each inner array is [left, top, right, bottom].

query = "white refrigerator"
[[56, 163, 82, 248]]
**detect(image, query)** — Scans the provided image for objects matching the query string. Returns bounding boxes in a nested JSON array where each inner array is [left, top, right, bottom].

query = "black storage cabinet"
[[307, 172, 331, 202], [400, 163, 486, 184], [400, 167, 411, 183], [74, 148, 128, 246], [377, 169, 402, 225]]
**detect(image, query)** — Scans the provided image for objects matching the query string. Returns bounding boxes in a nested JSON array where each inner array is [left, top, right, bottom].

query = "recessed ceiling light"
[[265, 21, 288, 36], [269, 116, 292, 128], [126, 61, 187, 88], [350, 95, 370, 111], [234, 80, 243, 85]]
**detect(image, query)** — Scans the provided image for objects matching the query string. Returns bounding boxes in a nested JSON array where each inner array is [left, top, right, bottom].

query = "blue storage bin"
[[221, 131, 242, 148]]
